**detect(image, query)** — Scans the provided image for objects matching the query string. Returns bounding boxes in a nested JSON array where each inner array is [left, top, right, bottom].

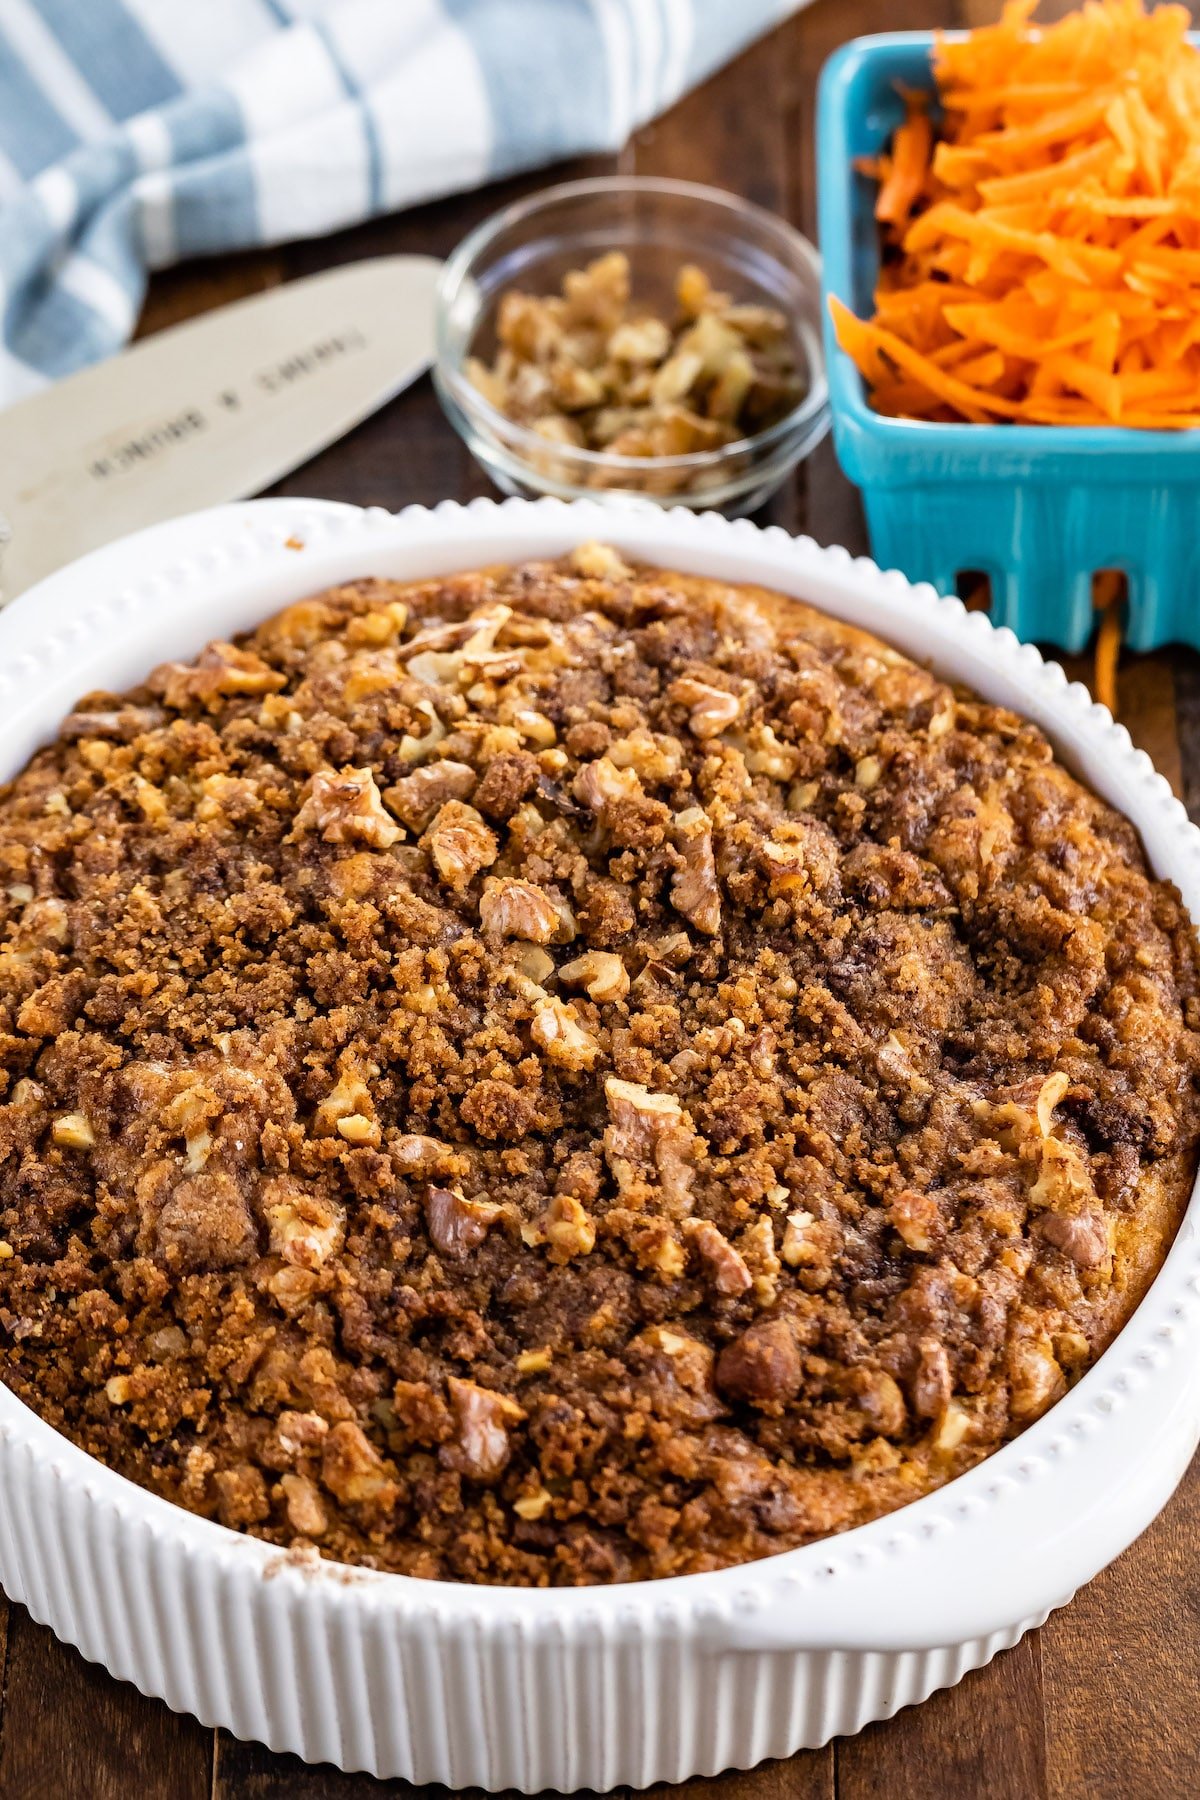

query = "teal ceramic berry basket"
[[817, 31, 1200, 654]]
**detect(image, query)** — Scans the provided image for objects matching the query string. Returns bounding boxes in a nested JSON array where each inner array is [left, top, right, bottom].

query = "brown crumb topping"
[[0, 547, 1197, 1586]]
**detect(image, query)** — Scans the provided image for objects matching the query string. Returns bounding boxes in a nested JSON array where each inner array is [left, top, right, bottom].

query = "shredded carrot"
[[875, 103, 934, 226], [1093, 574, 1125, 713], [831, 0, 1200, 430]]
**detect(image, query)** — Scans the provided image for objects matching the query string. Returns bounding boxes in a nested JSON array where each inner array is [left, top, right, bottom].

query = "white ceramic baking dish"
[[0, 496, 1198, 1792]]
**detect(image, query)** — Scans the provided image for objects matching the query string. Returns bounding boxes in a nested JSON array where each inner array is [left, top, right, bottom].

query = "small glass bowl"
[[434, 177, 831, 517]]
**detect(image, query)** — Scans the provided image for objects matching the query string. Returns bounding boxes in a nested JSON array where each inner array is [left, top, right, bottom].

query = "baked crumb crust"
[[0, 547, 1196, 1585]]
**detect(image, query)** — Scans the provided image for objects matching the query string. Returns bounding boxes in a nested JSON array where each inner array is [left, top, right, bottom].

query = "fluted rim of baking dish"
[[0, 494, 1197, 1657]]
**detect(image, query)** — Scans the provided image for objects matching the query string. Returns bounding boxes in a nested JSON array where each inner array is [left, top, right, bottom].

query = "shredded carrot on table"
[[1092, 572, 1125, 713], [831, 0, 1200, 429]]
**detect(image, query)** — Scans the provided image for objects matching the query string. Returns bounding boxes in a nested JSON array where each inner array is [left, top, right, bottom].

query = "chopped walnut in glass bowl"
[[465, 252, 805, 464], [434, 178, 830, 515]]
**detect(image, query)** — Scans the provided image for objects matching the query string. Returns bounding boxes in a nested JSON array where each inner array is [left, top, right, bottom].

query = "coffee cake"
[[0, 545, 1196, 1584]]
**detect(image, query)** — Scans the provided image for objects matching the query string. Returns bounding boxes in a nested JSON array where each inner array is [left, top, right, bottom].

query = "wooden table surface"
[[6, 3, 1199, 1796]]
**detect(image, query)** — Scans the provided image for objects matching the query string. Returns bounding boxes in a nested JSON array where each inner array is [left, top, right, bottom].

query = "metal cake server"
[[0, 253, 441, 600]]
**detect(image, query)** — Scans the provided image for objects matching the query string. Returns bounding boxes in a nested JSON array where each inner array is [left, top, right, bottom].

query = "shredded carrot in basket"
[[831, 0, 1200, 429], [874, 103, 935, 225]]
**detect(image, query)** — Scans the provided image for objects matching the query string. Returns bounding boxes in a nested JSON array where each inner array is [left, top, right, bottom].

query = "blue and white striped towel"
[[0, 0, 808, 409]]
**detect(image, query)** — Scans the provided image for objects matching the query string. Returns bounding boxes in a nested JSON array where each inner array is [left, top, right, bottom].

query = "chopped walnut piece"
[[607, 727, 681, 782], [781, 1208, 819, 1266], [911, 1337, 953, 1420], [887, 1188, 939, 1254], [16, 896, 69, 949], [345, 601, 409, 647], [629, 1324, 723, 1420], [603, 1077, 696, 1217], [1029, 1134, 1098, 1216], [399, 605, 512, 664], [676, 262, 715, 316], [281, 1471, 328, 1538], [442, 1377, 525, 1482], [759, 819, 838, 894], [60, 704, 164, 743], [513, 1488, 553, 1521], [132, 776, 168, 824], [396, 700, 446, 765], [668, 675, 742, 739], [932, 1400, 972, 1454], [480, 877, 563, 943], [313, 1066, 375, 1139], [559, 950, 629, 1002], [512, 943, 553, 985], [424, 801, 498, 890], [426, 1186, 503, 1257], [1037, 1209, 1109, 1269], [275, 1410, 330, 1459], [739, 1214, 781, 1304], [608, 318, 671, 364], [150, 642, 285, 709], [564, 252, 631, 330], [513, 708, 557, 747], [51, 1111, 94, 1150], [264, 1180, 343, 1270], [1007, 1333, 1066, 1423], [716, 1317, 801, 1402], [670, 807, 721, 935], [1035, 1070, 1071, 1136], [574, 755, 643, 812], [569, 541, 632, 581], [321, 1420, 396, 1506], [294, 766, 402, 848], [853, 1368, 908, 1437], [685, 1219, 753, 1296], [392, 1134, 458, 1176], [612, 1213, 686, 1278], [336, 1113, 378, 1146], [383, 761, 476, 832], [531, 997, 599, 1070], [876, 1033, 933, 1097], [267, 1266, 318, 1314], [525, 1193, 596, 1262], [643, 1325, 688, 1356], [744, 724, 800, 780]]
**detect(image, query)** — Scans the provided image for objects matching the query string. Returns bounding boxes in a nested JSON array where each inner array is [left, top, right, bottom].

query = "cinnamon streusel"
[[0, 546, 1196, 1584]]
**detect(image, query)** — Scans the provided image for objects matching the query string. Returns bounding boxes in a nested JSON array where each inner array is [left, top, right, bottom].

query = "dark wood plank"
[[1170, 649, 1200, 826], [647, 1755, 834, 1800], [0, 1612, 211, 1800], [837, 1637, 1046, 1800], [215, 1735, 629, 1800], [625, 24, 791, 206], [135, 249, 286, 338], [1056, 645, 1185, 796], [1040, 1456, 1200, 1800], [214, 1740, 835, 1800], [1111, 652, 1184, 795]]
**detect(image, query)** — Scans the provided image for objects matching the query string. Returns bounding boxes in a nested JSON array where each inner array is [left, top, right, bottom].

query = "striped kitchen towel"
[[0, 0, 808, 408]]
